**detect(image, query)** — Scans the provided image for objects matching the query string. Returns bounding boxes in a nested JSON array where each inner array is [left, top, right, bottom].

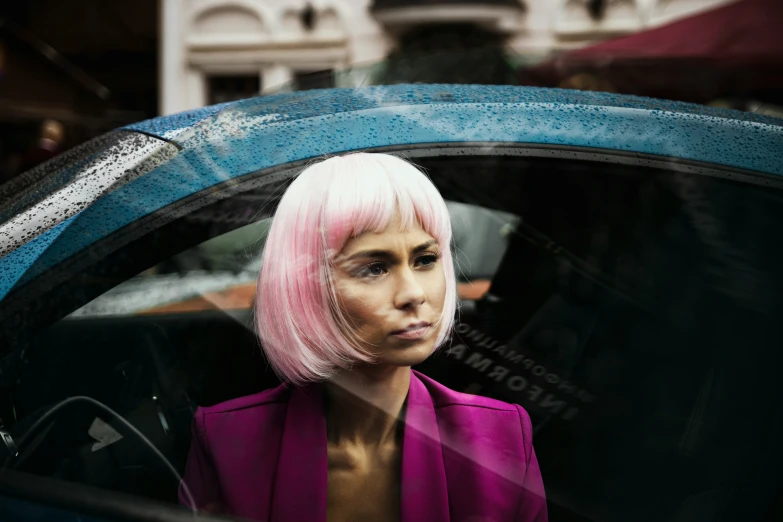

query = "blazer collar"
[[270, 382, 328, 522], [400, 371, 451, 522], [270, 371, 450, 522]]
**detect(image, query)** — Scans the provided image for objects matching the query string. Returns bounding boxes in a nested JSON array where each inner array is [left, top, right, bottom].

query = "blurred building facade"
[[161, 0, 731, 114]]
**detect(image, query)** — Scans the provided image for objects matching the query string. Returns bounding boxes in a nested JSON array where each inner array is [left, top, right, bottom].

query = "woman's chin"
[[376, 342, 435, 367]]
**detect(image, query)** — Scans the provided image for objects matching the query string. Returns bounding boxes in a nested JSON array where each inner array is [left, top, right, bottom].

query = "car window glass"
[[415, 154, 783, 522], [67, 200, 513, 318], [1, 169, 519, 513], [3, 153, 783, 522], [67, 219, 271, 318]]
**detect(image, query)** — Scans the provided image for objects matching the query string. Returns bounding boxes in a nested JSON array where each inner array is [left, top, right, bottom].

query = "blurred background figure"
[[375, 23, 518, 86], [18, 118, 64, 173]]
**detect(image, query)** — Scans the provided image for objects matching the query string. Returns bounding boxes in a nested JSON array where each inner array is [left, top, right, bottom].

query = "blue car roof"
[[126, 84, 783, 141], [3, 84, 783, 302]]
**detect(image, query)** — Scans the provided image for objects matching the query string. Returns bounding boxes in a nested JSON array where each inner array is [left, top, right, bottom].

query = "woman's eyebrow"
[[412, 240, 439, 253], [344, 240, 438, 262], [344, 249, 394, 262]]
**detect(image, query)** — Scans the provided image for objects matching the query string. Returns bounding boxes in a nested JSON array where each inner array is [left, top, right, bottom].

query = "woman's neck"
[[324, 365, 411, 448]]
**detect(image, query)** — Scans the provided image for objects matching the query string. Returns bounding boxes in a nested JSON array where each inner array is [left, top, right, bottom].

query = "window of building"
[[207, 75, 260, 105], [292, 69, 335, 91]]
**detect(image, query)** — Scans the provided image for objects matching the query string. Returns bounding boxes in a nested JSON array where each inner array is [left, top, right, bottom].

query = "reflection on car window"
[[449, 201, 518, 280], [68, 219, 272, 318], [4, 152, 783, 521], [68, 201, 513, 318]]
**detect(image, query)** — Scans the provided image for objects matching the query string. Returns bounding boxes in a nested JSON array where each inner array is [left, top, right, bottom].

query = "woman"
[[179, 153, 547, 522]]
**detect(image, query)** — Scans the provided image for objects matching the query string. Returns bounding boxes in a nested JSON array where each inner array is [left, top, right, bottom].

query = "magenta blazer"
[[179, 370, 548, 522]]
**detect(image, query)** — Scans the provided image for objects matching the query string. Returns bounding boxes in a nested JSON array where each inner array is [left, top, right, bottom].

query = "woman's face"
[[332, 213, 447, 368]]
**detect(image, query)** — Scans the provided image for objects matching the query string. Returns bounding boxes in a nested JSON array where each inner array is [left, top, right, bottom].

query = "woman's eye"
[[357, 263, 387, 278], [416, 254, 440, 267]]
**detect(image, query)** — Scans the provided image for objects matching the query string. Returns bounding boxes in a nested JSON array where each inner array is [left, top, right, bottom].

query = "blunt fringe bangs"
[[254, 152, 457, 384]]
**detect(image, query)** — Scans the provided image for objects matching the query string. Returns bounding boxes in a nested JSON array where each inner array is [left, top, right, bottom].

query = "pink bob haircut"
[[254, 152, 457, 385]]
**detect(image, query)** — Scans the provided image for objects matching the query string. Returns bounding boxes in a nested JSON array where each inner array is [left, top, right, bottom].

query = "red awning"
[[521, 0, 783, 104]]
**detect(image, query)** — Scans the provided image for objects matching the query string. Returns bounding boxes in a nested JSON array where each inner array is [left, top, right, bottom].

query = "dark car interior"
[[2, 153, 783, 521]]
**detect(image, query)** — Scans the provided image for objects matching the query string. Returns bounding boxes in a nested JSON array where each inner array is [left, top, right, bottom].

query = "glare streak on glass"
[[0, 137, 178, 258]]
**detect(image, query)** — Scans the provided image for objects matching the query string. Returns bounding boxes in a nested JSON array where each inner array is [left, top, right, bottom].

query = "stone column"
[[261, 64, 294, 94], [160, 0, 185, 115]]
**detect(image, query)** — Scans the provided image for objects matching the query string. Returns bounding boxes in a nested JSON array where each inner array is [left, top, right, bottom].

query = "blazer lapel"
[[270, 383, 328, 522], [401, 372, 450, 522]]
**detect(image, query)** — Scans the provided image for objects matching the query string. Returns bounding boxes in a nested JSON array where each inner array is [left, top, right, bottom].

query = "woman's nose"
[[394, 267, 426, 310]]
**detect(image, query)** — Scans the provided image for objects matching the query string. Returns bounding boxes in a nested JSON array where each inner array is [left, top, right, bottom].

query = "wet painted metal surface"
[[1, 84, 782, 302]]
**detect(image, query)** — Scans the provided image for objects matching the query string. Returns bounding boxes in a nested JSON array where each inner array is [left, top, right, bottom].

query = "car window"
[[66, 200, 514, 319], [3, 151, 783, 521], [0, 153, 521, 514], [67, 219, 271, 318], [415, 154, 783, 522]]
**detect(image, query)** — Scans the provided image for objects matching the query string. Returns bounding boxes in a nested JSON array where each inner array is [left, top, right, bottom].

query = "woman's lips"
[[392, 325, 431, 340]]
